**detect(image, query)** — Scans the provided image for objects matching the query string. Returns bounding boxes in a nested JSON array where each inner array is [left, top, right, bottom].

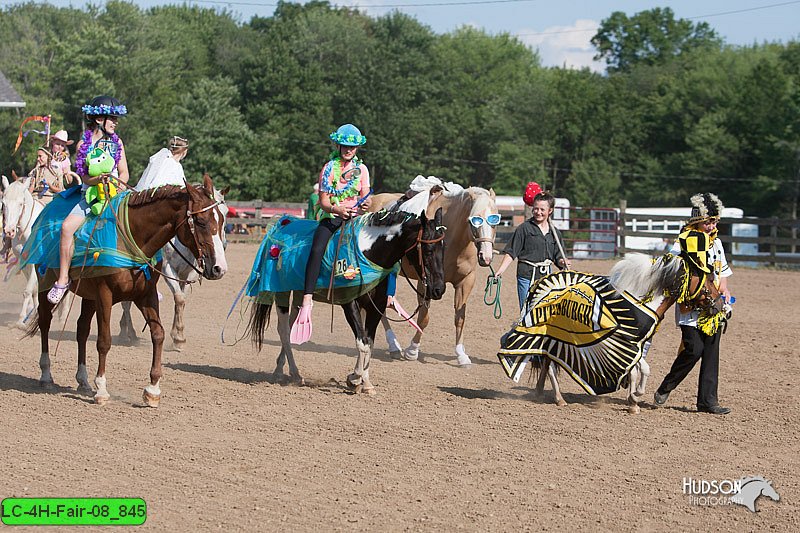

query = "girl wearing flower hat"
[[290, 124, 372, 344], [47, 95, 130, 304]]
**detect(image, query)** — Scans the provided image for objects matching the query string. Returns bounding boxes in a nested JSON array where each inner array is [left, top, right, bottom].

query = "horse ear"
[[434, 206, 443, 226], [1, 175, 8, 190], [202, 173, 214, 197], [488, 187, 496, 198], [220, 185, 231, 196]]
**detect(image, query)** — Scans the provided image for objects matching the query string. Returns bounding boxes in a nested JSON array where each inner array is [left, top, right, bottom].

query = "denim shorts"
[[68, 196, 92, 217]]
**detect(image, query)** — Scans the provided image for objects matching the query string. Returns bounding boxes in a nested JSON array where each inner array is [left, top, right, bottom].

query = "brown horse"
[[532, 253, 725, 413], [26, 175, 228, 407], [370, 186, 498, 366]]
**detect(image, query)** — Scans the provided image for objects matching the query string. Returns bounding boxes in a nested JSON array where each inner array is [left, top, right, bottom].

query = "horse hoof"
[[143, 390, 160, 408], [389, 350, 403, 360], [77, 384, 93, 394], [628, 404, 641, 414], [556, 399, 568, 407], [94, 394, 110, 406], [456, 354, 472, 367], [39, 379, 54, 389], [361, 386, 377, 396]]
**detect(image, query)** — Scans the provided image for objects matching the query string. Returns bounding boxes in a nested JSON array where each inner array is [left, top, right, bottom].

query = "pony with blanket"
[[244, 191, 446, 394], [370, 177, 499, 366], [21, 175, 228, 407], [497, 251, 726, 413]]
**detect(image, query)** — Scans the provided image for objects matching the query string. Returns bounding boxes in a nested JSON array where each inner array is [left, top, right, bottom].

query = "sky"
[[6, 1, 800, 71]]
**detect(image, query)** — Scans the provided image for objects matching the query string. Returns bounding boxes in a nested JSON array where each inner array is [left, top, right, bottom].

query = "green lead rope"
[[484, 264, 502, 319]]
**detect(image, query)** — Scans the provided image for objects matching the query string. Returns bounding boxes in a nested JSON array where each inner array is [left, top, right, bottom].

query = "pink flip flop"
[[47, 282, 70, 305], [290, 303, 313, 345], [391, 298, 423, 334]]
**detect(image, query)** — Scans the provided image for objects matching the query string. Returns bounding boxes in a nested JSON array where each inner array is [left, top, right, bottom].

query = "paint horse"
[[25, 175, 228, 407], [245, 202, 446, 394], [117, 186, 230, 349], [524, 253, 724, 413], [370, 186, 498, 366], [2, 175, 45, 328]]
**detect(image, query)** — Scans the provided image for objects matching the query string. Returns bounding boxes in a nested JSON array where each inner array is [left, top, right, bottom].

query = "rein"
[[483, 264, 502, 319]]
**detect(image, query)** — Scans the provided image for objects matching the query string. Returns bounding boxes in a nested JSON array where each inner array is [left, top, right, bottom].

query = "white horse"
[[2, 175, 45, 328], [531, 253, 721, 413], [118, 186, 229, 348]]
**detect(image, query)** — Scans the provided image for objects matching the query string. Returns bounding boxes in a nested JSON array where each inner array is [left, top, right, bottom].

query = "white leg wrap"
[[455, 343, 472, 366], [386, 329, 402, 354], [634, 358, 651, 397], [403, 341, 420, 361], [94, 375, 109, 398]]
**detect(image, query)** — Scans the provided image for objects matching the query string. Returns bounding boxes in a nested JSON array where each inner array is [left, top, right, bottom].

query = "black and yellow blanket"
[[497, 271, 659, 395]]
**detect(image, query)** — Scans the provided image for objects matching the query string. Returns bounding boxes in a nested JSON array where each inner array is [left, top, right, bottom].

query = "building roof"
[[0, 70, 25, 108]]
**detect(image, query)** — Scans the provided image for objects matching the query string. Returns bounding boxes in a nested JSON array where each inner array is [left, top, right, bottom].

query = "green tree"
[[592, 8, 721, 73]]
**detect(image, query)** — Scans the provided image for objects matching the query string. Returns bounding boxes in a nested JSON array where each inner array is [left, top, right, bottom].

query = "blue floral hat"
[[82, 95, 128, 117], [329, 124, 366, 146]]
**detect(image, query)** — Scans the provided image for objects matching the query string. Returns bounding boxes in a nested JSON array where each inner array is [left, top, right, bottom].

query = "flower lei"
[[75, 129, 121, 177], [319, 154, 362, 204]]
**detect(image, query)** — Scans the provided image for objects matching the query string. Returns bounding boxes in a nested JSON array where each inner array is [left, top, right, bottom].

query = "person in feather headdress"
[[654, 193, 733, 415]]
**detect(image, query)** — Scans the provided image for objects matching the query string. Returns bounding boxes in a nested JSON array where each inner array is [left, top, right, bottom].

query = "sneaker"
[[697, 405, 731, 415], [653, 390, 669, 406]]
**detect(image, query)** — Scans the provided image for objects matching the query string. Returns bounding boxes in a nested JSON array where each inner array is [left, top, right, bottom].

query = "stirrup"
[[47, 282, 70, 305], [290, 303, 313, 345]]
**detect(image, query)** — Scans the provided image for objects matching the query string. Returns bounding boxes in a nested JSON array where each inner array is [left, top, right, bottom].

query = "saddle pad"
[[497, 271, 659, 395], [246, 215, 397, 305], [20, 187, 161, 283]]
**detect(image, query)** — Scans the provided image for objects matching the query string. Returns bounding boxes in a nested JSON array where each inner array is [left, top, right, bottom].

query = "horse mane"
[[127, 185, 189, 207], [367, 207, 418, 228], [609, 253, 684, 299]]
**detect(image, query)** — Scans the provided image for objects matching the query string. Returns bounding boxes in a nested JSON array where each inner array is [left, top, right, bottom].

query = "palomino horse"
[[2, 175, 44, 328], [532, 253, 724, 413], [117, 186, 230, 349], [370, 186, 497, 366], [25, 175, 228, 406], [245, 204, 446, 394]]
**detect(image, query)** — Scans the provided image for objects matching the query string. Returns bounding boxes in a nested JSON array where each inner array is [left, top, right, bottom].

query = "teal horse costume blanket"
[[246, 215, 398, 306], [497, 271, 660, 395], [21, 186, 161, 288]]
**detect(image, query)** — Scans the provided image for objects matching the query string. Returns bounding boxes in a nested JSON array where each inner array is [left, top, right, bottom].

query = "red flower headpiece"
[[523, 181, 543, 206]]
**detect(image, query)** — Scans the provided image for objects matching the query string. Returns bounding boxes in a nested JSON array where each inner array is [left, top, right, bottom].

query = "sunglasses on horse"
[[469, 214, 501, 228]]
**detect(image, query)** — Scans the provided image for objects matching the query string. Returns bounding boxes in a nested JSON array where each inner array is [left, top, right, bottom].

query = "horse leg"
[[453, 273, 476, 366], [75, 298, 96, 393], [275, 305, 303, 385], [382, 316, 402, 359], [344, 302, 375, 395], [37, 291, 55, 387], [548, 362, 567, 407], [92, 289, 114, 406], [118, 301, 138, 345], [403, 282, 429, 362], [17, 264, 37, 328], [167, 279, 187, 351], [134, 289, 165, 408], [627, 358, 651, 414]]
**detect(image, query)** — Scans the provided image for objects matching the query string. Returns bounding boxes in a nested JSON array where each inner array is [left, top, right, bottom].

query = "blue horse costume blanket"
[[21, 186, 161, 288], [246, 215, 398, 306]]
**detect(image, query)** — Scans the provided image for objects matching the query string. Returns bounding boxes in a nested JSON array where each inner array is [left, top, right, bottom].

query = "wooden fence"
[[223, 200, 800, 267]]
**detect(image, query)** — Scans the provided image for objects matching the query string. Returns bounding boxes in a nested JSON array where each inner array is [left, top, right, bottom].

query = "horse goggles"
[[469, 214, 501, 228]]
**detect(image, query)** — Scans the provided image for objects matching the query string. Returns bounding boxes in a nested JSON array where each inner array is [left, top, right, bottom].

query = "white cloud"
[[519, 19, 603, 73]]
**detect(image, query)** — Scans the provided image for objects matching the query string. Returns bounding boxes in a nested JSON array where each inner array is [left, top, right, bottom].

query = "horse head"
[[408, 206, 446, 301], [175, 174, 228, 280], [1, 175, 33, 240], [466, 187, 498, 267]]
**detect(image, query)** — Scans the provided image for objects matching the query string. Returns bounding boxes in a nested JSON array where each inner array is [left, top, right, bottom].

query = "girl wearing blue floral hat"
[[47, 95, 130, 304], [290, 124, 372, 344]]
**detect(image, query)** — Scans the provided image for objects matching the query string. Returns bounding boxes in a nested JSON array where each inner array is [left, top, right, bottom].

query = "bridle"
[[173, 182, 223, 276], [401, 222, 446, 298]]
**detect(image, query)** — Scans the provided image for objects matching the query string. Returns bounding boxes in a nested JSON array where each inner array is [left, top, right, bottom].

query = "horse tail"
[[245, 302, 272, 351], [23, 309, 40, 338]]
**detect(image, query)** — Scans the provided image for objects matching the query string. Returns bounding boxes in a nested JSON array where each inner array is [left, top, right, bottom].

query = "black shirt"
[[504, 218, 566, 280]]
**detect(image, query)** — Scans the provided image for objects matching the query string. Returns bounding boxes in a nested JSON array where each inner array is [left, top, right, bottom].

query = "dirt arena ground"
[[1, 243, 797, 531]]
